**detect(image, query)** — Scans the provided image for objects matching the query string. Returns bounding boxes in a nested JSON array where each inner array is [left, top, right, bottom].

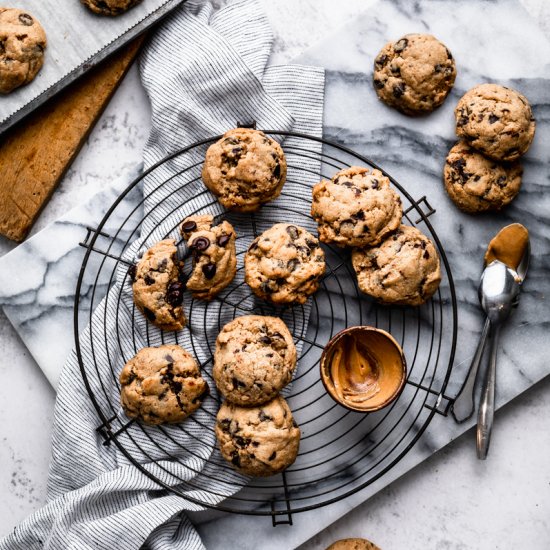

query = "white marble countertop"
[[1, 1, 549, 548]]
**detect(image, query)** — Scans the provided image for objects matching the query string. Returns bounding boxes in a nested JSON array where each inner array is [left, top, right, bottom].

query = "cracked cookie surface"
[[81, 0, 142, 16], [213, 315, 297, 406], [311, 166, 402, 248], [454, 83, 535, 161], [352, 225, 441, 306], [215, 395, 300, 477], [181, 214, 237, 300], [120, 345, 208, 425], [373, 33, 456, 114], [444, 141, 522, 213], [0, 8, 46, 94], [131, 239, 186, 331], [244, 223, 326, 304], [202, 128, 287, 212]]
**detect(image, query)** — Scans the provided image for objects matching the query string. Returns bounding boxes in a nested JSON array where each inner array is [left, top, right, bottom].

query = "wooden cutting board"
[[0, 36, 146, 242]]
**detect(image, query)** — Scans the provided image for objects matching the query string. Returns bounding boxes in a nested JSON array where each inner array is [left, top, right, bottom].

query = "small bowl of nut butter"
[[320, 326, 406, 412]]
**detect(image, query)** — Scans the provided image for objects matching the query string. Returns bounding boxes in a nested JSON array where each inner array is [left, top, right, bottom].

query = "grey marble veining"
[[0, 0, 549, 548]]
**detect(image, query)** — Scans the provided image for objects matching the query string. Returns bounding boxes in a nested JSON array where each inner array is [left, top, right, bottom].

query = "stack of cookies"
[[444, 84, 535, 213], [311, 166, 442, 306]]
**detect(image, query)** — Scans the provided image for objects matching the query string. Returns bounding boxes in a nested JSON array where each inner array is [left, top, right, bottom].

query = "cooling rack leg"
[[270, 471, 293, 526]]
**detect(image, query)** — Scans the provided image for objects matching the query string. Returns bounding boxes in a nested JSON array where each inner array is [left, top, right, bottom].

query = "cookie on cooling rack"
[[120, 345, 208, 425], [351, 225, 441, 306], [311, 166, 402, 248], [131, 239, 186, 331], [455, 83, 535, 161], [213, 315, 297, 406], [373, 33, 456, 115], [215, 395, 300, 477], [202, 128, 287, 212], [0, 8, 47, 94], [180, 214, 237, 300], [244, 223, 326, 304], [325, 538, 381, 550], [443, 141, 522, 213], [81, 0, 142, 16]]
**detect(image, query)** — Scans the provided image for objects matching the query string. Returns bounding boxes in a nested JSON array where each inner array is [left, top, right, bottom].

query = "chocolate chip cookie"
[[213, 315, 297, 406], [352, 225, 441, 306], [81, 0, 142, 16], [0, 8, 47, 94], [120, 345, 208, 425], [244, 223, 326, 304], [311, 166, 403, 248], [131, 239, 186, 331], [180, 214, 237, 300], [373, 33, 456, 115], [202, 128, 287, 212], [444, 141, 522, 213], [455, 83, 536, 161], [215, 395, 300, 477], [326, 538, 381, 550]]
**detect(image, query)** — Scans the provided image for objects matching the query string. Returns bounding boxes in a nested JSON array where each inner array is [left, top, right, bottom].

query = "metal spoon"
[[476, 241, 530, 459], [451, 240, 530, 424]]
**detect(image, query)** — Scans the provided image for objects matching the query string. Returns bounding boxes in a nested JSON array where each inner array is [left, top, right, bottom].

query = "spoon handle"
[[477, 324, 501, 460], [451, 317, 490, 423]]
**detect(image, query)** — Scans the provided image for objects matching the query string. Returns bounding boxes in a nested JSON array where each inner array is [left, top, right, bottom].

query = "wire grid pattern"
[[75, 132, 457, 517]]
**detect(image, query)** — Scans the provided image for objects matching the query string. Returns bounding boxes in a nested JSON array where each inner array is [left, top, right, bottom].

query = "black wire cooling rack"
[[75, 130, 458, 525]]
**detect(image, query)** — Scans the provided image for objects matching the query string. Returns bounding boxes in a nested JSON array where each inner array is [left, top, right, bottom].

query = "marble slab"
[[0, 0, 549, 548]]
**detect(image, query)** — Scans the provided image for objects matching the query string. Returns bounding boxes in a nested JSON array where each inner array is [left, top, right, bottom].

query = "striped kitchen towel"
[[0, 1, 325, 549]]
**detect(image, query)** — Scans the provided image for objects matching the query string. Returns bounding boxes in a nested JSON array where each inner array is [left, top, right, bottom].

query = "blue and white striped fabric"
[[0, 1, 324, 548]]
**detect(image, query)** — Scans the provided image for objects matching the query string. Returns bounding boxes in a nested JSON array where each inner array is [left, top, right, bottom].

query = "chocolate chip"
[[231, 451, 241, 467], [165, 354, 174, 363], [181, 220, 197, 233], [191, 237, 210, 251], [248, 240, 259, 252], [423, 250, 430, 260], [260, 281, 274, 294], [390, 65, 401, 76], [371, 179, 379, 189], [434, 64, 443, 74], [192, 385, 209, 404], [223, 137, 240, 146], [352, 210, 365, 221], [497, 176, 507, 186], [394, 37, 408, 52], [306, 239, 318, 250], [273, 162, 281, 180], [166, 281, 184, 307], [268, 451, 276, 461], [259, 411, 272, 422], [202, 263, 217, 279], [18, 13, 33, 26], [158, 258, 168, 273], [128, 264, 137, 282], [297, 245, 310, 256], [488, 114, 499, 124], [393, 83, 405, 98], [217, 234, 231, 247], [287, 258, 300, 272], [286, 225, 299, 240], [143, 307, 156, 322], [446, 47, 453, 60], [219, 418, 231, 432], [375, 54, 388, 66], [232, 377, 246, 389], [373, 79, 385, 90], [144, 275, 155, 286], [504, 147, 519, 158], [259, 335, 271, 345]]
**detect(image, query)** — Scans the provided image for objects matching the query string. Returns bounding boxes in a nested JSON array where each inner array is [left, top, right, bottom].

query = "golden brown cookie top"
[[443, 141, 522, 213], [373, 33, 456, 114], [312, 166, 402, 248], [455, 83, 535, 161], [326, 538, 382, 550], [81, 0, 142, 16], [202, 128, 287, 212], [352, 225, 441, 306]]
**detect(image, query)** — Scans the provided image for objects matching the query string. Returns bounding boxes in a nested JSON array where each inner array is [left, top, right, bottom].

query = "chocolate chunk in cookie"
[[215, 395, 300, 477], [120, 345, 208, 425], [244, 223, 326, 304], [202, 128, 287, 212], [0, 8, 47, 94], [454, 83, 536, 161], [81, 0, 142, 16], [373, 33, 456, 115], [213, 315, 297, 406], [352, 225, 441, 306], [443, 141, 522, 213], [180, 214, 237, 300], [132, 239, 186, 331], [311, 166, 402, 248]]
